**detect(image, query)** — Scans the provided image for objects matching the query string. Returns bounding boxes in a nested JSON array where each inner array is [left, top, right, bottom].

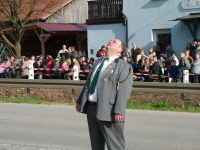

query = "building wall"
[[47, 0, 88, 23], [87, 23, 126, 59], [123, 0, 200, 56]]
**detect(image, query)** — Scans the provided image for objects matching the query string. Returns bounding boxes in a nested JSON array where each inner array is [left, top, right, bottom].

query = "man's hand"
[[76, 104, 81, 112], [115, 113, 124, 122]]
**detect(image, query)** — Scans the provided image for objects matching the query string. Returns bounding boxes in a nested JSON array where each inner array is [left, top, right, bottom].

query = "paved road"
[[0, 103, 199, 150]]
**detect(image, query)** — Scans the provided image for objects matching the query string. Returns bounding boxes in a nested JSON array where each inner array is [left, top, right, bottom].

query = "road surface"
[[0, 103, 199, 150]]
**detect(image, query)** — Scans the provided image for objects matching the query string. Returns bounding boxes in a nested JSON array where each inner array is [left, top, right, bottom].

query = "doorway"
[[152, 29, 171, 54]]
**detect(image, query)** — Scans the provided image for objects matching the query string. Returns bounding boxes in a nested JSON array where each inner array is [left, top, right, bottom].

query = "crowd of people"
[[0, 40, 200, 83], [0, 45, 95, 80], [121, 39, 200, 83]]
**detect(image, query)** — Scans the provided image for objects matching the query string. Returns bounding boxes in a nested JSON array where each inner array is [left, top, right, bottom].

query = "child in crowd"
[[168, 60, 180, 82]]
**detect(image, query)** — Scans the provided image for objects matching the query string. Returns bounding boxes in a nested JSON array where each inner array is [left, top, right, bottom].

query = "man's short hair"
[[197, 44, 200, 47], [101, 45, 105, 49], [71, 46, 75, 50], [120, 41, 125, 51], [193, 39, 198, 42]]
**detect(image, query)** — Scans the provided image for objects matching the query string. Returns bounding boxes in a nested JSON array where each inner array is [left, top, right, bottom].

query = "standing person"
[[131, 42, 140, 63], [122, 47, 131, 58], [57, 45, 69, 58], [21, 57, 31, 79], [191, 39, 198, 51], [153, 45, 160, 57], [191, 53, 200, 83], [96, 45, 106, 59], [78, 49, 86, 58], [191, 44, 200, 60], [163, 45, 176, 57], [186, 43, 193, 52], [178, 53, 191, 82], [76, 39, 133, 150], [185, 49, 193, 64], [70, 46, 78, 59], [148, 47, 156, 58]]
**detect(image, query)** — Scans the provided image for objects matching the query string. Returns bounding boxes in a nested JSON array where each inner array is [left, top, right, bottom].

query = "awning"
[[2, 22, 87, 32], [35, 23, 87, 32], [173, 13, 200, 39], [173, 13, 200, 21]]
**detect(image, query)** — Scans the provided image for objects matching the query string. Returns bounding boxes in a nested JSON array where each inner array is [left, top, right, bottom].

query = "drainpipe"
[[121, 11, 128, 47]]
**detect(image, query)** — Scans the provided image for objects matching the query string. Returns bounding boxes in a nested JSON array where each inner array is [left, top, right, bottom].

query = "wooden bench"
[[79, 74, 88, 80]]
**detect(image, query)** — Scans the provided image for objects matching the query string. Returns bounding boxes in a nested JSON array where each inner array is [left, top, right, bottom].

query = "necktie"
[[89, 58, 109, 95]]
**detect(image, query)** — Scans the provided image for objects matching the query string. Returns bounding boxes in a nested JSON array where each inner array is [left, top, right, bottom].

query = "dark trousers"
[[0, 73, 5, 78], [52, 71, 61, 79], [86, 104, 125, 150], [193, 75, 199, 83]]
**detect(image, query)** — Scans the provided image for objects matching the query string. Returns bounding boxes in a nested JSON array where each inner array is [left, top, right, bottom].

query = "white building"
[[87, 0, 200, 59]]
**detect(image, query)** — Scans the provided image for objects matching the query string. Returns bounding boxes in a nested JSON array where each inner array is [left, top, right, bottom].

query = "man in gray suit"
[[76, 39, 133, 150]]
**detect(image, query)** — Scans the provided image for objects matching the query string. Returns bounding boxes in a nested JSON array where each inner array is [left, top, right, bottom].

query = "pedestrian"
[[76, 39, 133, 150]]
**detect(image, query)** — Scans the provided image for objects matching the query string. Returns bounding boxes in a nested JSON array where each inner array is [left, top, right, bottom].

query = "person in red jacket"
[[96, 45, 106, 59], [46, 55, 53, 75]]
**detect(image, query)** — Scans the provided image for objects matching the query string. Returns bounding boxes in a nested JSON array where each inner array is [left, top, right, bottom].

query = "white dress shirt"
[[88, 56, 119, 102]]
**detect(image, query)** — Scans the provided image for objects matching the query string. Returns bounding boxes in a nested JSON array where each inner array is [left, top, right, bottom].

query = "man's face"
[[106, 39, 122, 54], [167, 45, 171, 50], [145, 58, 149, 63], [132, 43, 136, 48], [63, 45, 66, 49]]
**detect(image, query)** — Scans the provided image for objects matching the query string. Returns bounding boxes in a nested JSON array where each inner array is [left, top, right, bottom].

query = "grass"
[[0, 97, 67, 105], [1, 97, 200, 113], [127, 101, 200, 112]]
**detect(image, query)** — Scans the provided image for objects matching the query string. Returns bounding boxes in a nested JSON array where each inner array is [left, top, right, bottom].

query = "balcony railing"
[[88, 0, 123, 20]]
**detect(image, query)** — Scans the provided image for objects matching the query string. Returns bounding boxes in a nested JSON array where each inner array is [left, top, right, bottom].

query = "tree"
[[0, 0, 56, 56]]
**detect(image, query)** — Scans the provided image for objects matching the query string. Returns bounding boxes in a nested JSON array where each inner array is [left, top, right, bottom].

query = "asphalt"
[[0, 103, 200, 150]]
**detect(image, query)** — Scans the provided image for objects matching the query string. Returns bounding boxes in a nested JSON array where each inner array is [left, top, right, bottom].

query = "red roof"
[[35, 23, 87, 32], [0, 0, 74, 21]]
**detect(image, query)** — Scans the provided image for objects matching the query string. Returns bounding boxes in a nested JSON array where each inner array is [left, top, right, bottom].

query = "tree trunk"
[[15, 40, 21, 57]]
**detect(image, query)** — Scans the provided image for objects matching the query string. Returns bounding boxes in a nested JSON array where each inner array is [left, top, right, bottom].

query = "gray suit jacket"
[[76, 58, 133, 122]]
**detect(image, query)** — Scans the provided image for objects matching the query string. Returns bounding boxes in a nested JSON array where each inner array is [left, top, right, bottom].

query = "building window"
[[152, 29, 171, 53]]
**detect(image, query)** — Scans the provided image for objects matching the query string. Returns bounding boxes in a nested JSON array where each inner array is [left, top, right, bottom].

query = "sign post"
[[28, 64, 34, 79]]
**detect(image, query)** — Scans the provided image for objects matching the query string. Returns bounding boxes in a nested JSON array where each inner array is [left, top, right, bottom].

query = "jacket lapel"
[[86, 60, 102, 86], [100, 59, 118, 79]]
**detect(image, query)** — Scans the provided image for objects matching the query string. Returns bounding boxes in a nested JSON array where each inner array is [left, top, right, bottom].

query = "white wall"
[[87, 24, 126, 59], [123, 0, 200, 56]]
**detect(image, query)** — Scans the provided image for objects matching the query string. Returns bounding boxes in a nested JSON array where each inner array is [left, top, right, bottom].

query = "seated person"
[[149, 56, 161, 75], [52, 57, 62, 79], [33, 56, 43, 79], [149, 57, 161, 81], [133, 75, 145, 82], [65, 57, 80, 80]]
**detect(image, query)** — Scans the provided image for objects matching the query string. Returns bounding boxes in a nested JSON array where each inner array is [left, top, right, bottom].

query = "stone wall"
[[0, 87, 199, 107]]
